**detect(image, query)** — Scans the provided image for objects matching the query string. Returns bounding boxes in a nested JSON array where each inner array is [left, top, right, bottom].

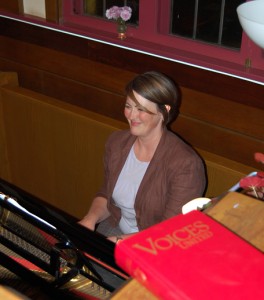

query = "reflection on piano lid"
[[0, 178, 129, 299]]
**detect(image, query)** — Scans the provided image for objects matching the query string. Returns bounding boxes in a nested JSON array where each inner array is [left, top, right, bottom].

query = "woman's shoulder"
[[107, 129, 131, 142], [163, 130, 202, 160], [106, 130, 135, 148], [163, 129, 188, 147]]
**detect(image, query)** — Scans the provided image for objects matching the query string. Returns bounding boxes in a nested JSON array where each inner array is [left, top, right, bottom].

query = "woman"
[[79, 71, 206, 242]]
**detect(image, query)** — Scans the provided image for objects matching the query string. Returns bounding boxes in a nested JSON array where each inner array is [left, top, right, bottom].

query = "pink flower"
[[238, 152, 264, 200], [106, 6, 121, 20], [239, 173, 264, 200], [105, 6, 132, 22], [240, 175, 264, 189], [254, 152, 264, 164], [120, 6, 132, 21], [257, 171, 264, 178]]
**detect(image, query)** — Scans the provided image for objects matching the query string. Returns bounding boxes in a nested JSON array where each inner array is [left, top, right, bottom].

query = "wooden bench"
[[0, 73, 127, 218], [0, 73, 257, 219]]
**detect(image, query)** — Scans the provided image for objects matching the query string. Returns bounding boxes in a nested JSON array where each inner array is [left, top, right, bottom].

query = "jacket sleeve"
[[163, 151, 206, 219]]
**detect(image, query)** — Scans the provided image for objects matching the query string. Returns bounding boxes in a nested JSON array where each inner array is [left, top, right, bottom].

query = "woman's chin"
[[129, 127, 141, 136]]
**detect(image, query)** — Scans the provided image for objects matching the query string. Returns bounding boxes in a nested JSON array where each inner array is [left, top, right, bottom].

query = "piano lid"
[[0, 178, 128, 299]]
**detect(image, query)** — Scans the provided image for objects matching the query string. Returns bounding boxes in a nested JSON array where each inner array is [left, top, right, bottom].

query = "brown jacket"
[[96, 129, 206, 230]]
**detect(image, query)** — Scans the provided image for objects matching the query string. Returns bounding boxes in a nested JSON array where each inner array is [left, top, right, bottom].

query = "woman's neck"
[[134, 129, 164, 162]]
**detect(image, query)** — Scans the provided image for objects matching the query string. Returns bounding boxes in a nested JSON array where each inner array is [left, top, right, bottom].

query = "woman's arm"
[[78, 196, 110, 231]]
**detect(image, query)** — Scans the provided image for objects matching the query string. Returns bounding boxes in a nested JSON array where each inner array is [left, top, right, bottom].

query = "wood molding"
[[0, 1, 21, 14], [45, 0, 60, 23]]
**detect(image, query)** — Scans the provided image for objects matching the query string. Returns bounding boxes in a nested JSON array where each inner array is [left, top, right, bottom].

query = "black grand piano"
[[0, 178, 129, 299]]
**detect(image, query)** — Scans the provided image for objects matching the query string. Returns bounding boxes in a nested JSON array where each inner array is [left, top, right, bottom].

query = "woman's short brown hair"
[[125, 71, 181, 125]]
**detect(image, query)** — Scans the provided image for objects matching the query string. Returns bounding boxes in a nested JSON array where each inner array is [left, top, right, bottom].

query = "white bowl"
[[237, 0, 264, 49], [182, 197, 211, 214]]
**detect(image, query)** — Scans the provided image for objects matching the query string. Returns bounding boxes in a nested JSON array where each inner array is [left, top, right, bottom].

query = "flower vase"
[[117, 18, 127, 40]]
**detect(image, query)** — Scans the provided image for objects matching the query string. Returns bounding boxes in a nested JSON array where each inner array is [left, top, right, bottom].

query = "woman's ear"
[[165, 105, 171, 112]]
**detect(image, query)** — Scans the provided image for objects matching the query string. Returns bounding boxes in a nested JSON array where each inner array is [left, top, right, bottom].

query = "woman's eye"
[[137, 106, 145, 111]]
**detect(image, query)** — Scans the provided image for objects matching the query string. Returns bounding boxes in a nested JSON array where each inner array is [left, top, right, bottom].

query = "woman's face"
[[124, 91, 163, 138]]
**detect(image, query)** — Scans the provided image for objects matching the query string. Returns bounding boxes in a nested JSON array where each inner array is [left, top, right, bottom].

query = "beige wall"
[[23, 0, 46, 18]]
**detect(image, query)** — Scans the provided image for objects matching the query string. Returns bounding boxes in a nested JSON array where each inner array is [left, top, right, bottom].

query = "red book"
[[115, 210, 264, 300]]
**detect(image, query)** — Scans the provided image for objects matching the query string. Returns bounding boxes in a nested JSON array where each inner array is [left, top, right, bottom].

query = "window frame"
[[62, 0, 264, 84]]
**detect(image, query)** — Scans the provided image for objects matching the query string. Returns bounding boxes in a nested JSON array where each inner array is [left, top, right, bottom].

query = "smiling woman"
[[79, 71, 206, 243], [124, 92, 164, 145]]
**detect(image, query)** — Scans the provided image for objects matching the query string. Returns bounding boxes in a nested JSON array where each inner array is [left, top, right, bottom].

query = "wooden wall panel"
[[41, 71, 127, 121], [180, 87, 264, 140], [0, 57, 126, 119], [0, 36, 135, 94], [174, 116, 263, 169]]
